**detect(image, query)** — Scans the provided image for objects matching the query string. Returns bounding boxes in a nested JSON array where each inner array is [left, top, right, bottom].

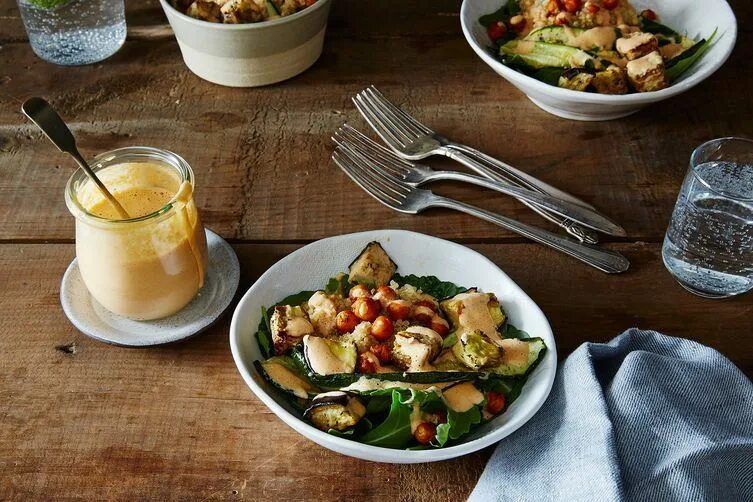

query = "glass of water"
[[662, 137, 753, 298], [17, 0, 126, 66]]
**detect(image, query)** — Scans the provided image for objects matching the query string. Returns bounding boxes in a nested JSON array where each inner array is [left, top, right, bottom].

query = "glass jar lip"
[[689, 137, 753, 202], [65, 146, 195, 226]]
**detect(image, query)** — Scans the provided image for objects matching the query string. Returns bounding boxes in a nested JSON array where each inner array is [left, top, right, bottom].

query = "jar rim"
[[65, 146, 195, 226]]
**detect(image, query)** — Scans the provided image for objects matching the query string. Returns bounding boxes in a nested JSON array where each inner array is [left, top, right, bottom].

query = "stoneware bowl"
[[229, 230, 557, 463], [159, 0, 332, 87], [460, 0, 737, 121]]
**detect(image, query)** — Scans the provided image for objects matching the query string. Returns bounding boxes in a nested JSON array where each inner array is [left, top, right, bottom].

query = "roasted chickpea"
[[373, 285, 398, 306], [371, 315, 395, 342], [412, 305, 434, 326], [336, 310, 359, 333], [485, 391, 506, 415], [430, 315, 450, 338], [357, 352, 378, 374], [546, 0, 561, 15], [352, 297, 380, 322], [563, 0, 581, 13], [348, 284, 371, 302], [386, 299, 411, 321], [369, 343, 392, 364], [486, 20, 507, 42], [554, 12, 571, 25], [602, 0, 618, 9], [413, 299, 437, 312], [414, 422, 437, 445]]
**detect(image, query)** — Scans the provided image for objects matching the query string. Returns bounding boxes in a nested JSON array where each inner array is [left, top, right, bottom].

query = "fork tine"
[[366, 86, 433, 136], [337, 142, 413, 197], [333, 150, 404, 207], [334, 125, 412, 175], [358, 89, 420, 141], [352, 94, 408, 149], [361, 87, 426, 139]]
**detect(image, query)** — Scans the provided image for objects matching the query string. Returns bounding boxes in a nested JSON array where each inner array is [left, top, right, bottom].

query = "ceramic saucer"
[[60, 229, 240, 347]]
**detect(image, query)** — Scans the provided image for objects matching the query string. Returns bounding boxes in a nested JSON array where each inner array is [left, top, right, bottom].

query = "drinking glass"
[[17, 0, 126, 66], [662, 138, 753, 298]]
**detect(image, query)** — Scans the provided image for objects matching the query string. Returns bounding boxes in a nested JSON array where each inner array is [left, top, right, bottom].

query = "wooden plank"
[[0, 242, 750, 499], [1, 2, 752, 242]]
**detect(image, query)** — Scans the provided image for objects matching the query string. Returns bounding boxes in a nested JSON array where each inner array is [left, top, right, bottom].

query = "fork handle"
[[444, 142, 596, 210], [431, 196, 630, 274], [441, 146, 602, 244]]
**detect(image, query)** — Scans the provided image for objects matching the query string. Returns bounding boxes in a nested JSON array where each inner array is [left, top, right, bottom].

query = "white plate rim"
[[229, 229, 557, 463]]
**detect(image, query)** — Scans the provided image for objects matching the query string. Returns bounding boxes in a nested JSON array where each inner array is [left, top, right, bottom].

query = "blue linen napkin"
[[469, 329, 753, 502]]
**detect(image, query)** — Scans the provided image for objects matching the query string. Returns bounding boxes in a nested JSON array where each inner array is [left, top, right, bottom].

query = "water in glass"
[[17, 0, 126, 66], [663, 159, 753, 298]]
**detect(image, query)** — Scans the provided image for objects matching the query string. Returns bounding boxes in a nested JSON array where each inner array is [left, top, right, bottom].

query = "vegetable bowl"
[[229, 230, 557, 463], [460, 0, 737, 120]]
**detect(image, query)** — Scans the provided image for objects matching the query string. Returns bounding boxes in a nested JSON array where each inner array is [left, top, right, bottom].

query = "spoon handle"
[[22, 97, 131, 220]]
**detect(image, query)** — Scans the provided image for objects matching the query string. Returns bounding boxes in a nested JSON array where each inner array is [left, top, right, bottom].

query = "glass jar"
[[65, 147, 208, 320]]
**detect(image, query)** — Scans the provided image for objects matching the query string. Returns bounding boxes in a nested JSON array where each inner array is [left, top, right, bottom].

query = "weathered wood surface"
[[0, 0, 752, 500]]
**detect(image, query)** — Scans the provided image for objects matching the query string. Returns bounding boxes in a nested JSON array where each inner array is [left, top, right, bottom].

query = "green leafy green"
[[533, 67, 563, 86], [479, 377, 527, 404], [501, 323, 529, 339], [256, 307, 274, 359], [666, 30, 717, 82], [435, 406, 483, 446], [324, 274, 351, 297], [26, 0, 69, 9], [640, 18, 680, 38], [359, 390, 415, 448], [442, 332, 458, 349], [392, 274, 468, 300], [275, 290, 316, 309], [479, 0, 520, 27]]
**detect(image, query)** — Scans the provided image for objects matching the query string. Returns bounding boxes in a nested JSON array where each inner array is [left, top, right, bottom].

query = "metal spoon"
[[22, 97, 131, 220]]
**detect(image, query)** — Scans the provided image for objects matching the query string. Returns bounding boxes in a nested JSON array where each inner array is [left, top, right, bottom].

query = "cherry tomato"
[[640, 9, 657, 21], [508, 15, 526, 32], [486, 21, 507, 42], [430, 315, 450, 338], [602, 0, 618, 10], [563, 0, 581, 13], [352, 297, 380, 322], [386, 300, 411, 321], [336, 310, 359, 333], [348, 284, 371, 302], [357, 352, 378, 374], [485, 391, 506, 415], [369, 343, 392, 364], [585, 1, 600, 13], [546, 0, 561, 15], [414, 422, 437, 445]]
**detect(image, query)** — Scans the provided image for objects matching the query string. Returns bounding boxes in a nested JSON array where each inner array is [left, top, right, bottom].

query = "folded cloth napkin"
[[469, 329, 753, 502]]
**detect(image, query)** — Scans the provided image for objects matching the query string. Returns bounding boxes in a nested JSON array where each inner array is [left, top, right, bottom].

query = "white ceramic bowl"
[[159, 0, 332, 87], [460, 0, 737, 121], [229, 230, 557, 463]]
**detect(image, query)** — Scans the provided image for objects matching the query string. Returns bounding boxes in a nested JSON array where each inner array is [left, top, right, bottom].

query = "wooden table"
[[1, 0, 751, 499]]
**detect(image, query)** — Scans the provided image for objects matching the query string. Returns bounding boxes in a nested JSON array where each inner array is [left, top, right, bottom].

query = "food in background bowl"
[[481, 0, 715, 95], [170, 0, 316, 24], [252, 242, 548, 450]]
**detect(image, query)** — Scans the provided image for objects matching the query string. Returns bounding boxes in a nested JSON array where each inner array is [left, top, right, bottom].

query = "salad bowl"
[[460, 0, 737, 121], [229, 230, 557, 463]]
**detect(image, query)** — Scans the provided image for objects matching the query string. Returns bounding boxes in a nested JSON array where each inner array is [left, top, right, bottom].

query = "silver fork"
[[353, 85, 616, 244], [331, 131, 630, 274], [334, 125, 626, 237]]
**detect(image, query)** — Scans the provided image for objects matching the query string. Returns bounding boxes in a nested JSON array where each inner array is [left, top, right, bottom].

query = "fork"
[[331, 131, 630, 274], [352, 85, 615, 244], [333, 125, 626, 237]]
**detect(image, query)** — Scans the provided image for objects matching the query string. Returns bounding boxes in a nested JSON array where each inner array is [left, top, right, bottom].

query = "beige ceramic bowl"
[[159, 0, 332, 87]]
